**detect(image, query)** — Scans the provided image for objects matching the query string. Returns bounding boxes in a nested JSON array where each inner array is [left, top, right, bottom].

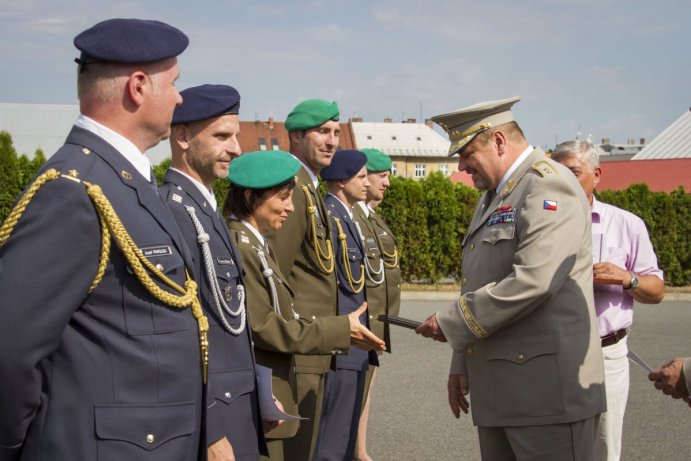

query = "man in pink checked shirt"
[[552, 139, 665, 461]]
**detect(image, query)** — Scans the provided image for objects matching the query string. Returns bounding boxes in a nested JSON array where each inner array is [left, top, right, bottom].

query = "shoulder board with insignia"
[[531, 160, 559, 177]]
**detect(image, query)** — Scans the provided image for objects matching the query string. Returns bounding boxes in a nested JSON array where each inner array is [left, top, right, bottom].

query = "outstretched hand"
[[348, 302, 386, 351], [649, 357, 690, 401]]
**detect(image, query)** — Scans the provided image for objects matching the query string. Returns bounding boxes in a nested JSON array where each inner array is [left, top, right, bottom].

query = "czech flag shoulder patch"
[[543, 200, 557, 211]]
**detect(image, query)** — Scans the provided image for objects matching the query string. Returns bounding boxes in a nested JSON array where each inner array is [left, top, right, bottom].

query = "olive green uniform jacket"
[[265, 167, 339, 374], [353, 202, 401, 351], [228, 220, 350, 439]]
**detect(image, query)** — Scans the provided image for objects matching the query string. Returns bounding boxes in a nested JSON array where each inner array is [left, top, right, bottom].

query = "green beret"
[[228, 150, 300, 189], [361, 148, 392, 172], [285, 99, 340, 132]]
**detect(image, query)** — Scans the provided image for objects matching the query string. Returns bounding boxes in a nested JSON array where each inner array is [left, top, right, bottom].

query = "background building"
[[350, 118, 453, 179], [3, 102, 688, 192]]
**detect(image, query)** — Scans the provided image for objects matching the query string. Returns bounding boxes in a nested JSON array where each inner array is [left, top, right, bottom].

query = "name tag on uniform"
[[216, 257, 235, 265], [487, 206, 516, 226], [141, 245, 172, 257]]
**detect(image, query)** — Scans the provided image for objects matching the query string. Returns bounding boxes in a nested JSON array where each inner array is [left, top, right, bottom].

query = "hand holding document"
[[256, 365, 306, 422], [378, 314, 422, 330], [627, 349, 652, 372]]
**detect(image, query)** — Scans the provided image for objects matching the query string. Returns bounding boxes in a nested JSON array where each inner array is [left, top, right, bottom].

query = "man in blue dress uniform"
[[314, 150, 379, 461], [161, 84, 270, 461], [0, 19, 208, 461]]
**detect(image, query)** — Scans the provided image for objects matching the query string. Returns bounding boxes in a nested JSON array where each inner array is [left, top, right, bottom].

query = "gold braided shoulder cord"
[[372, 220, 399, 268], [299, 184, 334, 274], [332, 217, 365, 294], [368, 214, 399, 269], [0, 168, 209, 383], [382, 245, 399, 269], [0, 169, 61, 246]]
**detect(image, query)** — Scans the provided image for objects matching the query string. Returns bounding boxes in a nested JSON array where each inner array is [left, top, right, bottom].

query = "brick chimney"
[[640, 137, 645, 145], [268, 117, 274, 130]]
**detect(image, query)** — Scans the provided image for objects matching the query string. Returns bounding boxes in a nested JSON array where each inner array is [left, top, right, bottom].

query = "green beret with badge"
[[431, 96, 521, 156], [361, 148, 392, 173], [228, 150, 300, 189], [284, 98, 340, 132]]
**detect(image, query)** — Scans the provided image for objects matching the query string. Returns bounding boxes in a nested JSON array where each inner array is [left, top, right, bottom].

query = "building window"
[[259, 137, 267, 151], [416, 137, 422, 141], [391, 163, 398, 176], [367, 135, 372, 140], [438, 164, 449, 176], [414, 164, 426, 178], [271, 137, 280, 150], [391, 136, 397, 141]]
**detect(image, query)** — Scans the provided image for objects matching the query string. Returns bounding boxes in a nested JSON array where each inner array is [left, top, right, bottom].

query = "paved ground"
[[365, 299, 691, 461]]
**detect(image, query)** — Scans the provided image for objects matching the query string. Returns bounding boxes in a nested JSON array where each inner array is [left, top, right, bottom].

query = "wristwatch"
[[626, 272, 639, 291]]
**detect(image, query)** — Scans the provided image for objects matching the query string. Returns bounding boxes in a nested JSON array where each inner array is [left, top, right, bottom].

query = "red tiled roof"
[[450, 171, 475, 188], [599, 159, 691, 192], [451, 158, 691, 193], [238, 120, 354, 153]]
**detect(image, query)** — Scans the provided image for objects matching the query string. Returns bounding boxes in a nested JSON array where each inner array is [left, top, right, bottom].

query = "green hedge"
[[378, 177, 689, 286], [1, 131, 689, 286], [597, 185, 691, 286]]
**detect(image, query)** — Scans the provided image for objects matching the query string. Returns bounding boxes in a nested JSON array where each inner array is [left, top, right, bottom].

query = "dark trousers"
[[312, 369, 366, 461]]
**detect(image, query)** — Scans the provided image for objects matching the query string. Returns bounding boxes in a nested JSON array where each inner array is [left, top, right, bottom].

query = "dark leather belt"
[[601, 328, 628, 347]]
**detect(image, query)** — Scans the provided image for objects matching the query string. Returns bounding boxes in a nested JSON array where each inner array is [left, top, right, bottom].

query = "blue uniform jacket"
[[160, 169, 266, 459], [0, 126, 205, 461], [325, 194, 378, 371]]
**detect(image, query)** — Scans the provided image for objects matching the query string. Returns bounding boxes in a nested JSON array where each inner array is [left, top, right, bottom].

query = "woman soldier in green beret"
[[223, 151, 385, 461]]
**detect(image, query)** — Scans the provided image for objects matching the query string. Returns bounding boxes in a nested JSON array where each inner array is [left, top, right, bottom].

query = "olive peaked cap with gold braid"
[[431, 96, 521, 156]]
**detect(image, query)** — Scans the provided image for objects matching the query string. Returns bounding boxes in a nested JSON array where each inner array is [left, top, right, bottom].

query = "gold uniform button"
[[369, 314, 373, 319], [469, 243, 475, 251], [82, 147, 91, 155], [517, 354, 525, 361], [466, 347, 473, 356], [225, 392, 231, 398], [462, 277, 467, 285], [146, 434, 155, 444], [155, 263, 164, 271], [312, 315, 316, 320], [491, 235, 497, 243]]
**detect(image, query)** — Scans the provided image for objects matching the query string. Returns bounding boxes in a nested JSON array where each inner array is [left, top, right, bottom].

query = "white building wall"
[[0, 103, 172, 164]]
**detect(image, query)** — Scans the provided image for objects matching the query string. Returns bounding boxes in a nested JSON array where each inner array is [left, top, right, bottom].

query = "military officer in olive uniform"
[[161, 84, 269, 461], [314, 150, 379, 461], [224, 151, 385, 461], [352, 147, 401, 461], [0, 19, 207, 461], [417, 97, 606, 460], [264, 99, 342, 460]]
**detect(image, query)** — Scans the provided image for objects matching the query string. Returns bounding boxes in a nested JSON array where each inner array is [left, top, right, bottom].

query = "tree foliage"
[[378, 176, 433, 281], [0, 131, 46, 222], [597, 184, 690, 286]]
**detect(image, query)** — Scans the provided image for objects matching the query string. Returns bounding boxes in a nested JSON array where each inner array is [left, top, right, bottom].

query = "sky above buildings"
[[1, 0, 689, 151]]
